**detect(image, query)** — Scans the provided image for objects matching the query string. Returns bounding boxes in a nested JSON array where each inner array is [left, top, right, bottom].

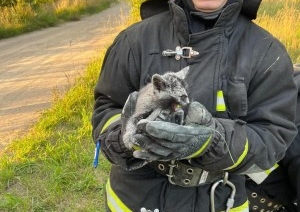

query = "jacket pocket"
[[222, 76, 248, 118]]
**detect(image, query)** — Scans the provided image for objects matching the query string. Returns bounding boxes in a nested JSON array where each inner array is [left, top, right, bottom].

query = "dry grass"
[[0, 0, 115, 38], [0, 4, 36, 28], [124, 0, 143, 24], [256, 0, 300, 62]]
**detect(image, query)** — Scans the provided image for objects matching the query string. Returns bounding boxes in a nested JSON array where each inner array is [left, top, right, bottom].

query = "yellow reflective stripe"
[[106, 179, 132, 212], [265, 163, 279, 175], [216, 90, 226, 112], [229, 200, 249, 212], [100, 114, 121, 134], [132, 144, 141, 150], [224, 139, 249, 171], [187, 135, 212, 158]]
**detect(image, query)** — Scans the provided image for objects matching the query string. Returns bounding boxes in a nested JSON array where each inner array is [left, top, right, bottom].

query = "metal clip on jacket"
[[210, 172, 236, 212], [162, 46, 199, 60]]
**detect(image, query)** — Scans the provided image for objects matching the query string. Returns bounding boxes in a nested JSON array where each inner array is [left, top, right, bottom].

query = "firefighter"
[[92, 0, 298, 211]]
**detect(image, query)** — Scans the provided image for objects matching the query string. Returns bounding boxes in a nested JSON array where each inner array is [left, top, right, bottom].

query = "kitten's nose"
[[181, 95, 189, 104]]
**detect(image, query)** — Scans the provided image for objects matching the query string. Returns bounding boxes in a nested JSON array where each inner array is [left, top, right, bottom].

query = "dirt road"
[[0, 2, 130, 150]]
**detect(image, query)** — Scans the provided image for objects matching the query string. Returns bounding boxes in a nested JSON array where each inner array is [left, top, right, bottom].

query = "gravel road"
[[0, 2, 130, 150]]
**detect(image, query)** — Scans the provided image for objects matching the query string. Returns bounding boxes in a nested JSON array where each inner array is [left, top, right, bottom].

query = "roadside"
[[0, 1, 130, 150]]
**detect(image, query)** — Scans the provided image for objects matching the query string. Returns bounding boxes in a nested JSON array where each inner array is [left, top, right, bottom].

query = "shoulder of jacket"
[[238, 16, 288, 55], [237, 15, 273, 39], [124, 11, 171, 34]]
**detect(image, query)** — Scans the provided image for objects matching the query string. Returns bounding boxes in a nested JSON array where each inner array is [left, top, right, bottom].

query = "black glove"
[[99, 91, 149, 170], [132, 101, 225, 161]]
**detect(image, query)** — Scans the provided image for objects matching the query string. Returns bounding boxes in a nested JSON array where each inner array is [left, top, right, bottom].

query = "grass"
[[0, 0, 299, 211], [256, 0, 300, 62], [0, 56, 112, 211], [0, 0, 117, 39]]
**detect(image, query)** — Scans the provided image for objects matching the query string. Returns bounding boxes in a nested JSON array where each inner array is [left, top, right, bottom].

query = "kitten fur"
[[123, 66, 190, 149]]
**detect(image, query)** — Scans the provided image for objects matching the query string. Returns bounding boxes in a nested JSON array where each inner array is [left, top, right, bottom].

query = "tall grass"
[[0, 0, 116, 39], [256, 0, 300, 62], [0, 1, 299, 211], [125, 0, 142, 24]]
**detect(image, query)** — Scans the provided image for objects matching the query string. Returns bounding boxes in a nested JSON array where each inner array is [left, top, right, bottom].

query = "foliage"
[[1, 0, 63, 8], [0, 0, 116, 39], [256, 0, 300, 62]]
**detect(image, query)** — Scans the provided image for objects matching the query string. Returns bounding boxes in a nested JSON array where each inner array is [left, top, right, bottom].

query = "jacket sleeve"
[[194, 40, 298, 176], [92, 31, 139, 139], [294, 69, 300, 127], [91, 31, 146, 169]]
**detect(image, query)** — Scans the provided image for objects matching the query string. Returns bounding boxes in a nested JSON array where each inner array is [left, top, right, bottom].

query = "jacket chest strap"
[[162, 46, 199, 60], [148, 160, 223, 187]]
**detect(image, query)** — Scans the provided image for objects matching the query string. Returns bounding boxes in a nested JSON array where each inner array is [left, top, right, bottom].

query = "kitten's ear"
[[175, 66, 189, 79], [152, 74, 167, 91]]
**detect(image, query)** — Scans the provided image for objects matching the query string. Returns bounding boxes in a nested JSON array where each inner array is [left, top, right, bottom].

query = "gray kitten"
[[123, 66, 190, 149]]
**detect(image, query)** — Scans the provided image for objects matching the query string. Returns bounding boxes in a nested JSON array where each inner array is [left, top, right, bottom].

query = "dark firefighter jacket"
[[246, 69, 300, 211], [92, 0, 298, 211]]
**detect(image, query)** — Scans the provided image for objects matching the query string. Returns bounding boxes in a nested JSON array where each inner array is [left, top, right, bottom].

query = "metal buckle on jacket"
[[165, 160, 195, 186], [162, 46, 199, 60], [166, 160, 177, 185], [149, 160, 223, 187]]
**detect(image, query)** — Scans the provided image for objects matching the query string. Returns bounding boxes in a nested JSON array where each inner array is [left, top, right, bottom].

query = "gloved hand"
[[99, 91, 148, 170], [132, 101, 225, 161]]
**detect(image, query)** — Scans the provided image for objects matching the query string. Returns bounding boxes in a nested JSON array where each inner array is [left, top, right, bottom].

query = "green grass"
[[0, 0, 300, 211], [0, 0, 117, 39]]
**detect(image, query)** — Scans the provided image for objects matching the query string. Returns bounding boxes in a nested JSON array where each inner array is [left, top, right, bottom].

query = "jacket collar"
[[140, 0, 261, 20], [169, 0, 242, 41]]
